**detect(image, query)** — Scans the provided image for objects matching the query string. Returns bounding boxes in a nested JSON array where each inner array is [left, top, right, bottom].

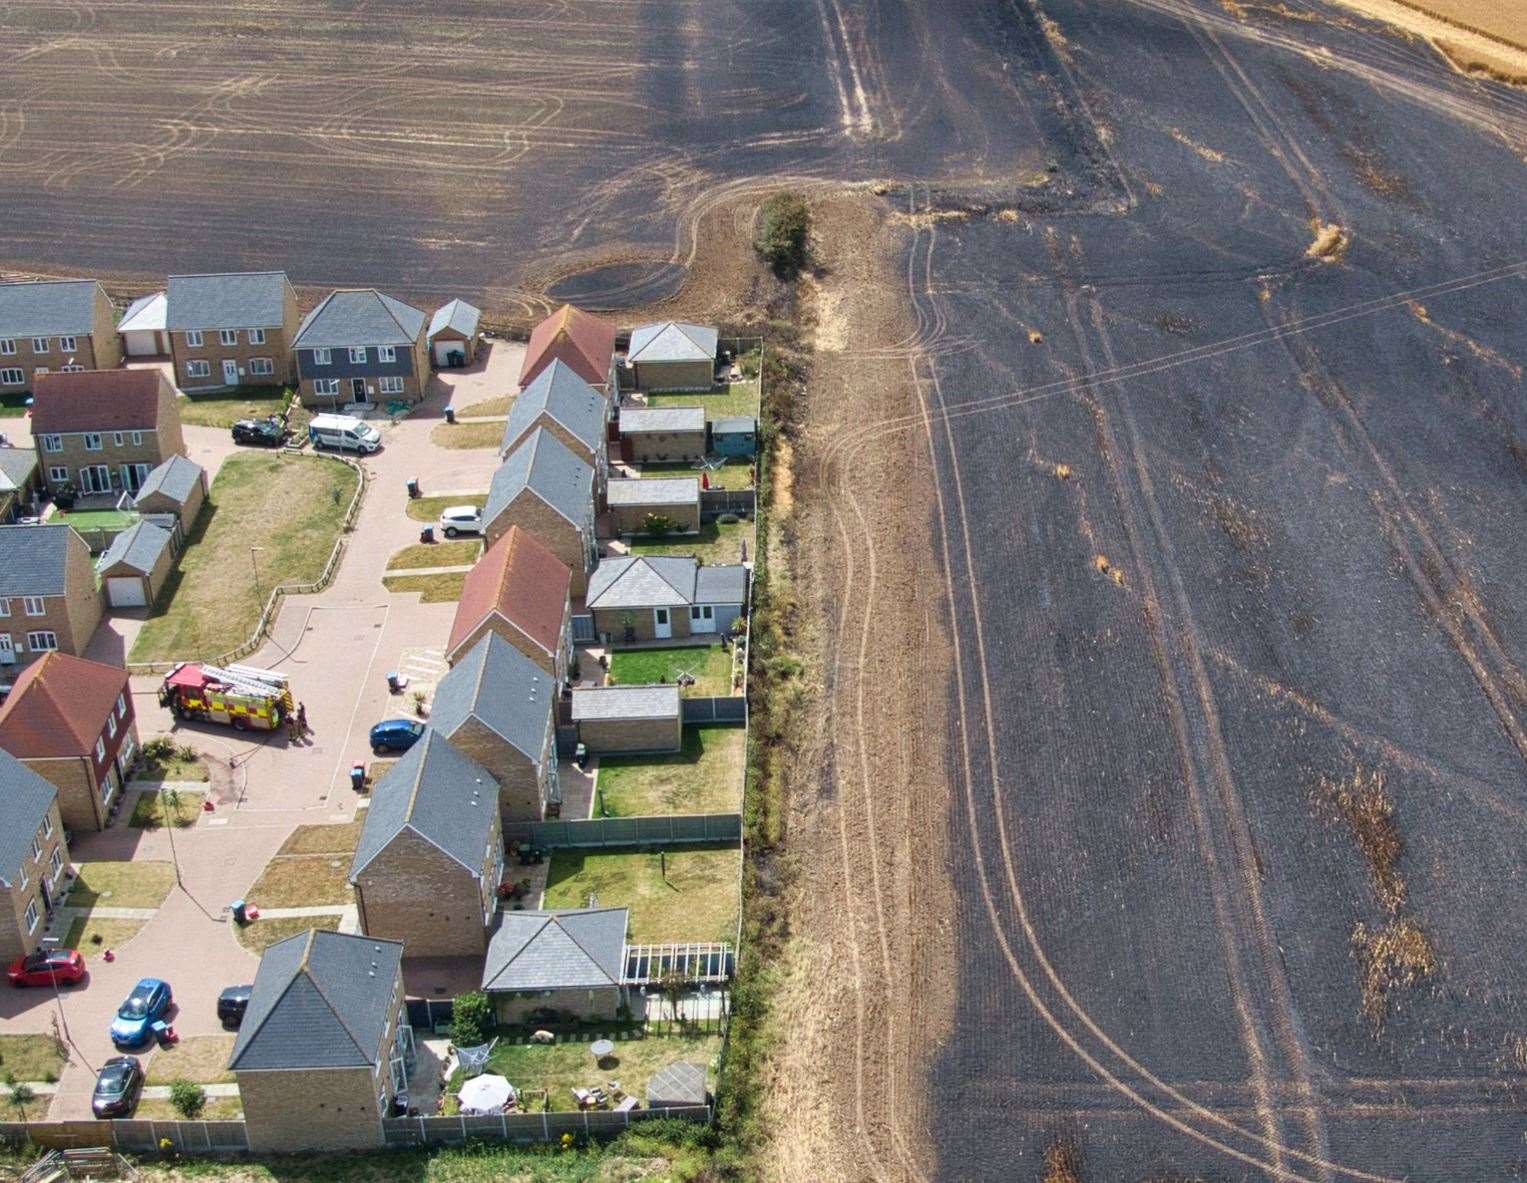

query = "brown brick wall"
[[21, 755, 106, 832], [0, 799, 69, 966], [592, 605, 694, 644], [444, 716, 553, 822], [0, 535, 104, 667], [491, 985, 621, 1025], [355, 825, 497, 957], [633, 359, 714, 392], [450, 616, 559, 680], [610, 500, 700, 535], [484, 494, 591, 596], [238, 1066, 385, 1153], [628, 430, 707, 463], [135, 471, 206, 532], [580, 714, 682, 755], [170, 323, 295, 390]]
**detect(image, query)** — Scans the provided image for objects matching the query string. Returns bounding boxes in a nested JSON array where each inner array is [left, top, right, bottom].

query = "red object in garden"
[[701, 471, 710, 490], [103, 949, 115, 962], [202, 799, 215, 811]]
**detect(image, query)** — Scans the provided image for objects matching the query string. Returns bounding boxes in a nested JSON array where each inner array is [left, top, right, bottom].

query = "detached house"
[[0, 448, 41, 523], [349, 730, 503, 958], [229, 930, 412, 1153], [165, 272, 300, 391], [446, 525, 573, 680], [0, 752, 70, 968], [32, 369, 184, 497], [627, 321, 718, 392], [587, 555, 748, 645], [430, 633, 559, 822], [481, 907, 628, 1024], [294, 289, 428, 409], [483, 428, 596, 595], [0, 652, 137, 831], [499, 360, 609, 491], [0, 279, 121, 393], [519, 304, 615, 392], [0, 525, 104, 672]]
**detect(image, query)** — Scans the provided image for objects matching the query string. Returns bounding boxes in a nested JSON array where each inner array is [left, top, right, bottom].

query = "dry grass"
[[595, 726, 746, 817], [458, 395, 511, 417], [135, 1096, 244, 1121], [129, 790, 205, 829], [63, 917, 147, 958], [0, 1034, 68, 1083], [67, 861, 175, 909], [236, 912, 343, 954], [382, 572, 468, 602], [278, 820, 363, 857], [1316, 767, 1404, 914], [1435, 39, 1527, 83], [246, 854, 354, 908], [405, 492, 487, 522], [1306, 221, 1349, 262], [1351, 917, 1436, 1026], [542, 846, 740, 943], [431, 420, 505, 449], [1043, 1137, 1085, 1183], [385, 539, 481, 570], [145, 1036, 237, 1085]]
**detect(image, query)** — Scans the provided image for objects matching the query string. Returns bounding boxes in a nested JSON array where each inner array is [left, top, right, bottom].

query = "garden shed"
[[619, 405, 707, 463], [429, 298, 481, 367], [572, 684, 682, 754], [710, 416, 757, 458], [605, 476, 700, 535], [95, 520, 174, 609]]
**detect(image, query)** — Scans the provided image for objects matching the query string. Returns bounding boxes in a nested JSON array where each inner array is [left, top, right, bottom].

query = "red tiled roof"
[[448, 526, 571, 660], [31, 369, 167, 434], [0, 652, 128, 759], [519, 304, 615, 388]]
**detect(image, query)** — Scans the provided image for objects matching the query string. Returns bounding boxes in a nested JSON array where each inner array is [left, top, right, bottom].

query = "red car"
[[8, 948, 86, 988]]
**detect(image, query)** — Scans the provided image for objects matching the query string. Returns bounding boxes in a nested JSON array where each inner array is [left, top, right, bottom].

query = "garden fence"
[[681, 696, 747, 724], [380, 1104, 711, 1148], [503, 813, 741, 849], [0, 1118, 249, 1154], [700, 488, 756, 519]]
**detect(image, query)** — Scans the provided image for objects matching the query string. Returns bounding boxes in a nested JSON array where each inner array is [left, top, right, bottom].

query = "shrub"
[[142, 736, 176, 761], [168, 1078, 205, 1118], [175, 742, 199, 764], [716, 513, 740, 525], [8, 1082, 36, 1118], [643, 513, 675, 537], [755, 193, 810, 277], [450, 990, 493, 1047]]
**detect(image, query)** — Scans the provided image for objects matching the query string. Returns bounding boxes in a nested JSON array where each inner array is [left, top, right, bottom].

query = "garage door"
[[434, 339, 464, 366], [122, 330, 159, 357], [106, 577, 147, 608]]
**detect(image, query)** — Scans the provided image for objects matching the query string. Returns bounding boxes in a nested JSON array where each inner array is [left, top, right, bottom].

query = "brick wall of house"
[[239, 1066, 385, 1153], [633, 359, 713, 392], [578, 714, 682, 755], [0, 799, 69, 966], [491, 985, 621, 1025], [592, 605, 695, 645], [21, 756, 101, 832], [355, 826, 496, 958], [171, 328, 293, 391], [0, 538, 104, 667], [135, 473, 206, 532], [451, 617, 557, 679], [610, 500, 700, 536], [628, 430, 707, 464], [445, 716, 553, 822], [484, 495, 591, 596]]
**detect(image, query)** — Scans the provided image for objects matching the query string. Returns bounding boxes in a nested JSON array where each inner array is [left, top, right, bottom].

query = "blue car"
[[369, 718, 425, 755], [109, 978, 172, 1048]]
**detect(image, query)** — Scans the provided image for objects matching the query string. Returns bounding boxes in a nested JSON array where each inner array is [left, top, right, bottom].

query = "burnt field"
[[880, 0, 1527, 1177]]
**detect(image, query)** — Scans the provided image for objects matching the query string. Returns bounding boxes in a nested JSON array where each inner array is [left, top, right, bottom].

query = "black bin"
[[444, 406, 457, 424], [406, 477, 420, 498]]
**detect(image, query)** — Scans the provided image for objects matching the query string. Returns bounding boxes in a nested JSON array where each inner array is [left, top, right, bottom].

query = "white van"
[[308, 413, 382, 454]]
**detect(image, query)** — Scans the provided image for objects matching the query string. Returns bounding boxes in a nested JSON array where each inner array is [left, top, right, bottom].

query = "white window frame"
[[219, 329, 238, 346], [41, 812, 52, 839], [248, 328, 266, 345], [312, 348, 331, 366], [186, 359, 210, 379], [49, 847, 62, 881], [116, 692, 126, 717], [314, 378, 340, 396], [0, 339, 13, 356], [130, 431, 142, 446], [48, 467, 68, 485], [60, 364, 83, 373], [107, 712, 117, 738], [94, 738, 105, 762], [249, 357, 274, 376], [26, 631, 57, 652], [377, 345, 396, 363], [33, 367, 47, 377], [83, 432, 102, 452], [23, 900, 37, 933], [378, 376, 404, 395], [185, 330, 203, 347], [22, 596, 44, 617], [348, 346, 368, 364], [0, 369, 22, 386], [58, 335, 77, 354], [0, 599, 8, 617], [113, 432, 125, 447], [30, 834, 41, 861], [31, 337, 48, 354], [40, 434, 62, 453]]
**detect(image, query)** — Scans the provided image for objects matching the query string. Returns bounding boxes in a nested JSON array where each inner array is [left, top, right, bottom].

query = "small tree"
[[755, 192, 811, 277], [658, 969, 687, 1025], [169, 1078, 206, 1118], [8, 1082, 35, 1119], [450, 990, 494, 1048]]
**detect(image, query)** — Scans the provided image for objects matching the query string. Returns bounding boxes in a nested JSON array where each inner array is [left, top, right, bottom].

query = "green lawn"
[[67, 861, 175, 909], [542, 846, 740, 943], [626, 518, 754, 565], [0, 1035, 67, 1083], [645, 382, 760, 420], [130, 453, 359, 662], [177, 387, 307, 432], [383, 572, 467, 602], [63, 916, 147, 958], [608, 645, 734, 697], [596, 726, 745, 818], [636, 460, 753, 490], [447, 1030, 720, 1113], [132, 746, 209, 783], [431, 420, 504, 449], [236, 912, 342, 954], [129, 789, 205, 829], [386, 539, 481, 570], [405, 492, 487, 522], [53, 508, 136, 531]]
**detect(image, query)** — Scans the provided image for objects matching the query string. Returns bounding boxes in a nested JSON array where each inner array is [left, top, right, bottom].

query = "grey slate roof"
[[485, 428, 593, 532], [133, 454, 204, 506], [430, 633, 553, 764], [0, 280, 100, 337], [117, 291, 167, 333], [0, 524, 77, 597], [96, 521, 173, 576], [350, 729, 497, 880], [165, 272, 289, 331], [502, 360, 604, 455], [0, 447, 37, 493], [229, 930, 403, 1072], [570, 684, 680, 722], [586, 555, 696, 610], [605, 477, 697, 508], [481, 907, 627, 992], [647, 1060, 708, 1106], [696, 564, 748, 605], [711, 416, 756, 435], [0, 751, 58, 888], [628, 322, 718, 364], [619, 406, 706, 434], [428, 298, 480, 340], [294, 289, 426, 348]]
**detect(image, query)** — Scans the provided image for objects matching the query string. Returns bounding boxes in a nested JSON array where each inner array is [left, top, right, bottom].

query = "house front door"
[[352, 377, 369, 401], [0, 634, 13, 665], [653, 608, 672, 639], [222, 359, 239, 386]]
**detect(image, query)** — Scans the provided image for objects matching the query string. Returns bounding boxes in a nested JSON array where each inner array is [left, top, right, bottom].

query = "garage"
[[428, 298, 481, 368], [118, 291, 170, 357], [105, 576, 147, 608]]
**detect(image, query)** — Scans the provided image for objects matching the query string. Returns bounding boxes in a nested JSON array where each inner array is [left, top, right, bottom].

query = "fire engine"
[[157, 663, 293, 732]]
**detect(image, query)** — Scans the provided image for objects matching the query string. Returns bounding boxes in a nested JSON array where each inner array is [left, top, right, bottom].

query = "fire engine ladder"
[[201, 664, 294, 715]]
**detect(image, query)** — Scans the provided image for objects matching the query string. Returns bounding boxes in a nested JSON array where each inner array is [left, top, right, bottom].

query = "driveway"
[[34, 356, 507, 1118]]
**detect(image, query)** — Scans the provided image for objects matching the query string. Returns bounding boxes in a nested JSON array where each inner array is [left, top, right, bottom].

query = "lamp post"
[[249, 546, 266, 607], [39, 937, 91, 1074]]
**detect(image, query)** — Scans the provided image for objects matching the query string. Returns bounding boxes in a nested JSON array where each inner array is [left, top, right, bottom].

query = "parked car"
[[369, 718, 425, 755], [8, 947, 86, 988], [231, 416, 286, 447], [217, 984, 252, 1028], [309, 413, 382, 454], [91, 1056, 144, 1118], [438, 505, 483, 538], [108, 978, 172, 1048]]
